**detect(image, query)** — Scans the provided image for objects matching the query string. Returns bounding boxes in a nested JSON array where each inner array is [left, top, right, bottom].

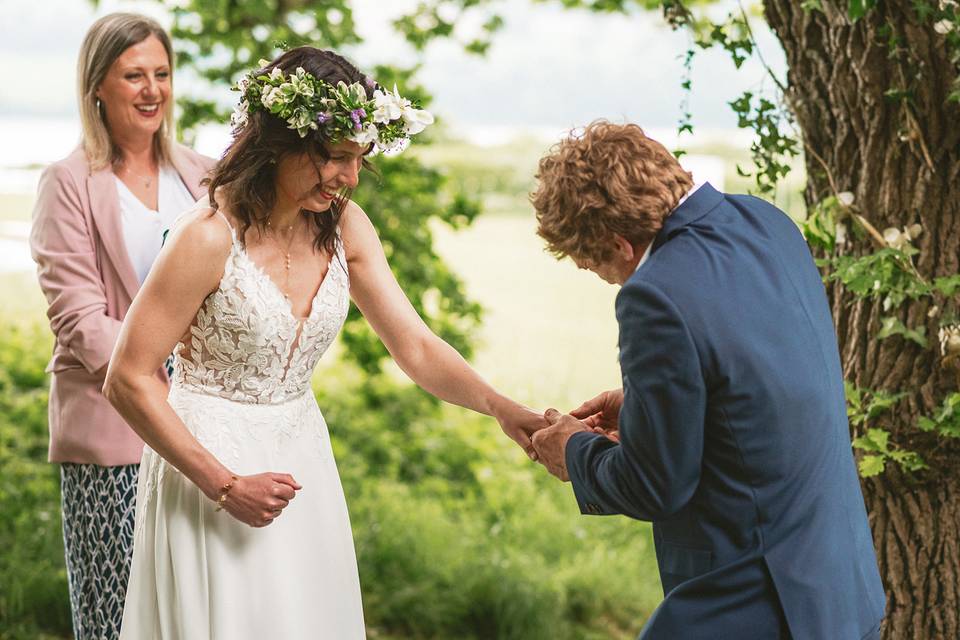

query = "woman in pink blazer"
[[29, 13, 214, 640]]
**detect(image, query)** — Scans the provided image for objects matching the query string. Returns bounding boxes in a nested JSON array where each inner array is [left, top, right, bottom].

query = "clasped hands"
[[496, 388, 622, 482]]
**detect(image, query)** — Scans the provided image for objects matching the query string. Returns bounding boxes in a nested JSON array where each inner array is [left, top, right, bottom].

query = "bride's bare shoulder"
[[166, 205, 235, 257]]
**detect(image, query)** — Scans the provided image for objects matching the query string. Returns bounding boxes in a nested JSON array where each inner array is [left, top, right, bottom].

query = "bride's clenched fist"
[[220, 472, 302, 527]]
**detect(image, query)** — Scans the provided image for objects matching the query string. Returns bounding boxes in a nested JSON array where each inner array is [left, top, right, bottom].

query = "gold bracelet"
[[214, 475, 238, 512]]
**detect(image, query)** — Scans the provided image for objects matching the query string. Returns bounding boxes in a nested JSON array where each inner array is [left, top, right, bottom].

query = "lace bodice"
[[172, 212, 349, 404]]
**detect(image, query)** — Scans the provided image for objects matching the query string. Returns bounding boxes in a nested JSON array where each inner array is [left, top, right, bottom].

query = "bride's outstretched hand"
[[494, 401, 549, 461], [570, 388, 623, 441], [220, 472, 302, 528]]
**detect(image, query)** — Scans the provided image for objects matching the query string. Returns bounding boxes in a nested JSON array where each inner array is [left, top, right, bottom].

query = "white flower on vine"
[[903, 223, 923, 241], [883, 227, 907, 249], [934, 20, 953, 35], [940, 325, 960, 357], [837, 191, 855, 207], [835, 222, 848, 248]]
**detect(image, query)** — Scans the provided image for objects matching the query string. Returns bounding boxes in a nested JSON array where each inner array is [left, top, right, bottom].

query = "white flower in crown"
[[269, 67, 284, 81], [231, 99, 249, 129], [260, 86, 281, 109], [288, 108, 317, 137], [373, 86, 406, 123], [350, 122, 380, 147], [402, 105, 434, 135], [289, 67, 315, 98], [379, 137, 410, 156]]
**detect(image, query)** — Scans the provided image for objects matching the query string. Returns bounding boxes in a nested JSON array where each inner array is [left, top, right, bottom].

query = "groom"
[[528, 122, 886, 639]]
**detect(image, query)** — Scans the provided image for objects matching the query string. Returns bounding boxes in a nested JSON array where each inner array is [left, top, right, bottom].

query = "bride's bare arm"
[[340, 202, 546, 457], [103, 211, 299, 525]]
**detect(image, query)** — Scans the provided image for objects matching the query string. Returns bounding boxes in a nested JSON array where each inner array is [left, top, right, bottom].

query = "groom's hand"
[[530, 408, 590, 481], [571, 388, 623, 437]]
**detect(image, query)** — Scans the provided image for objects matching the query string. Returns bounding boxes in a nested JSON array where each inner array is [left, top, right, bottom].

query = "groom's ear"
[[612, 234, 636, 262]]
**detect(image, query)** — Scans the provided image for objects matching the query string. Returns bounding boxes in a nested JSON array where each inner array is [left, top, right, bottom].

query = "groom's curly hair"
[[531, 121, 693, 264]]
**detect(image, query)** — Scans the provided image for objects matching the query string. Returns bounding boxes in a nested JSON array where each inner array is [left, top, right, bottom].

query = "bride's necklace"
[[265, 217, 299, 300]]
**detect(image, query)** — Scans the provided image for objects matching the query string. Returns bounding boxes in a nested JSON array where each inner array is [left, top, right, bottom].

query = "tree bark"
[[762, 2, 960, 638]]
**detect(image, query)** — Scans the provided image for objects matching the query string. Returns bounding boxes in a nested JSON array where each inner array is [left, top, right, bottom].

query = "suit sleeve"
[[30, 164, 122, 374], [566, 279, 706, 521]]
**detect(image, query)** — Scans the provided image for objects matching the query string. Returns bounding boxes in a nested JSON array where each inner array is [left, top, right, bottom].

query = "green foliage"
[[846, 383, 926, 477], [801, 194, 842, 252], [728, 91, 799, 196], [847, 0, 878, 21], [853, 428, 927, 477], [346, 153, 483, 375], [0, 323, 72, 639], [918, 393, 960, 439], [167, 0, 360, 133], [877, 316, 927, 348], [821, 247, 929, 307], [320, 370, 662, 638], [845, 382, 907, 428]]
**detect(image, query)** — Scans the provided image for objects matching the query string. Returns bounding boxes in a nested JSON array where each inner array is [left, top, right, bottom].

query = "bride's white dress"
[[120, 211, 366, 639]]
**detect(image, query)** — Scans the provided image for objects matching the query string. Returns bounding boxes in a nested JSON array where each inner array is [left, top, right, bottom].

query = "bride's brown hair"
[[206, 47, 374, 255]]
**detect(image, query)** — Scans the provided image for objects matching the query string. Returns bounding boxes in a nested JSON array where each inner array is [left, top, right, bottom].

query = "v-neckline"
[[234, 242, 337, 323]]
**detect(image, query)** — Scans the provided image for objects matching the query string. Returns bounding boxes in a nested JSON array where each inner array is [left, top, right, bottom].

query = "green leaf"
[[848, 0, 877, 20], [877, 317, 928, 347], [858, 455, 886, 477]]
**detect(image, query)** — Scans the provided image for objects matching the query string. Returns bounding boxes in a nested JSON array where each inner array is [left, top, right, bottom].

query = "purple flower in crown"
[[350, 108, 366, 130], [316, 112, 331, 126], [364, 76, 377, 90]]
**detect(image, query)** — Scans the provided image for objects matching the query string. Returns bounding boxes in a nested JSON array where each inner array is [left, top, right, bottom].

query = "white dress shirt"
[[116, 165, 197, 284]]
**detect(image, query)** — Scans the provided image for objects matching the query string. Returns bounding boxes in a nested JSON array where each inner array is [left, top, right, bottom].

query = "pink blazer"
[[30, 143, 216, 466]]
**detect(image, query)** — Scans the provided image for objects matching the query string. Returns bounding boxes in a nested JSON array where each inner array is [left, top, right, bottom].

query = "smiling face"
[[96, 34, 171, 143], [274, 139, 366, 212]]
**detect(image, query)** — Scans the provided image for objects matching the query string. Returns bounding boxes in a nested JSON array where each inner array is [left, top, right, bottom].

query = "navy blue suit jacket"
[[566, 184, 885, 639]]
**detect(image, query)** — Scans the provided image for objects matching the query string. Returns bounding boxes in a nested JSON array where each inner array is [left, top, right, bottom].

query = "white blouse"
[[116, 165, 197, 284]]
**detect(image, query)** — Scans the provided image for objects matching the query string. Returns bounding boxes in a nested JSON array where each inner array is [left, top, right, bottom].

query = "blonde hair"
[[532, 121, 693, 264], [77, 13, 175, 171]]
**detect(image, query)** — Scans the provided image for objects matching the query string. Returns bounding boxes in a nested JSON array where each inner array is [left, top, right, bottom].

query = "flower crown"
[[230, 61, 434, 155]]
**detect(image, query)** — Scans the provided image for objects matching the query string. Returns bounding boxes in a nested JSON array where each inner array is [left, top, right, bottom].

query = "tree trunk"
[[762, 2, 960, 638]]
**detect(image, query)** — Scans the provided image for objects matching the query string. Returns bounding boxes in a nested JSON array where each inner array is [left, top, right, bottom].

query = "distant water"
[[0, 116, 232, 195]]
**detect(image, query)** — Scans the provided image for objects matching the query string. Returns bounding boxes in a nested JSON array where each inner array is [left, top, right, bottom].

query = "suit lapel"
[[86, 169, 140, 303]]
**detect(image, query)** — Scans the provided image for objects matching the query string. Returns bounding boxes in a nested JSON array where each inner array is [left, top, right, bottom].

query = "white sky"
[[2, 0, 786, 143]]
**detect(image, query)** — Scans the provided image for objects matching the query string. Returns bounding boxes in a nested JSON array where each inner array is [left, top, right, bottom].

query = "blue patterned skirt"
[[60, 462, 139, 640]]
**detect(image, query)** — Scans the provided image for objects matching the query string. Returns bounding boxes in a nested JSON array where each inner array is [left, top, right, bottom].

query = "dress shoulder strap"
[[215, 209, 239, 244]]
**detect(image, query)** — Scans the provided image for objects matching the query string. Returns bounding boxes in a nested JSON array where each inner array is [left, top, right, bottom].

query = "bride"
[[104, 46, 545, 639]]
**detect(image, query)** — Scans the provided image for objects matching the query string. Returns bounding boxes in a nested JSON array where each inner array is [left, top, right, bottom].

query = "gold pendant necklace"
[[266, 218, 298, 300]]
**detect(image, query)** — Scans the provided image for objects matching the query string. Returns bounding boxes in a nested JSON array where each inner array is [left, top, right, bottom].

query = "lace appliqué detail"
[[171, 223, 349, 405]]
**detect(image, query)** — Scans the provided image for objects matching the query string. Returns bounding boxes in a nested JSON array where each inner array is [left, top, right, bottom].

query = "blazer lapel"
[[171, 147, 211, 200], [86, 169, 140, 303]]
